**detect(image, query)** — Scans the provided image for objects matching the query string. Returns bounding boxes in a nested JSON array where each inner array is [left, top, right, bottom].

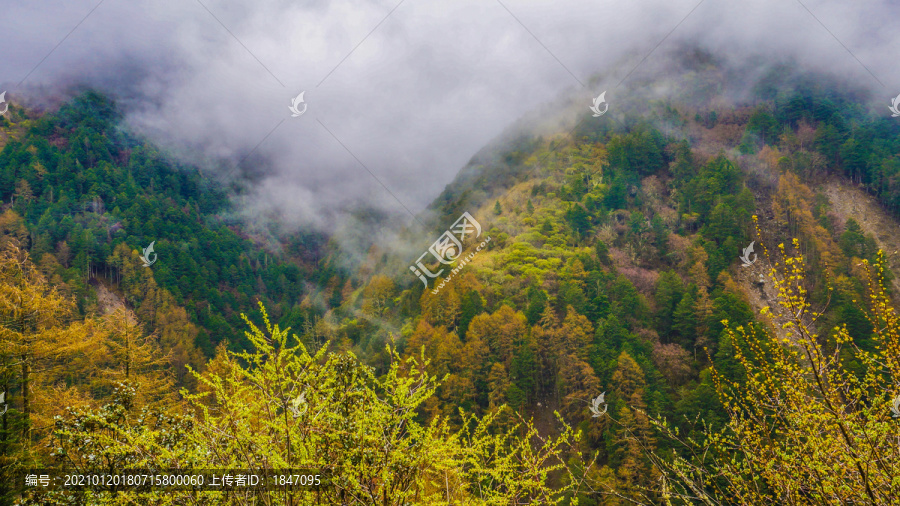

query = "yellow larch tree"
[[650, 239, 900, 504]]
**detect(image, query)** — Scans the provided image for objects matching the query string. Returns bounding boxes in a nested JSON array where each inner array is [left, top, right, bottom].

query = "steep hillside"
[[821, 179, 900, 294], [2, 64, 900, 504], [0, 91, 334, 365], [336, 65, 900, 500]]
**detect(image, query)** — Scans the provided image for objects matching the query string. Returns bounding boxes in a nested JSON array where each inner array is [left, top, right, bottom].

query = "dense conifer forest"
[[2, 65, 900, 504]]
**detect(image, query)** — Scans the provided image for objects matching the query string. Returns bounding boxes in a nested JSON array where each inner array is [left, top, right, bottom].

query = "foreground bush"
[[650, 241, 900, 504], [22, 304, 588, 505]]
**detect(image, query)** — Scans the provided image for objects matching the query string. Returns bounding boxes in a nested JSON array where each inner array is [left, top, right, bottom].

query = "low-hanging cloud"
[[3, 0, 898, 239]]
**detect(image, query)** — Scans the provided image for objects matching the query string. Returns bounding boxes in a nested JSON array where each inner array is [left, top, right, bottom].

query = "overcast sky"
[[3, 0, 898, 234]]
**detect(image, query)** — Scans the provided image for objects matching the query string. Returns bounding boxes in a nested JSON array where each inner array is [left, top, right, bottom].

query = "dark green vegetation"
[[2, 64, 900, 503], [346, 68, 900, 501], [0, 92, 341, 359]]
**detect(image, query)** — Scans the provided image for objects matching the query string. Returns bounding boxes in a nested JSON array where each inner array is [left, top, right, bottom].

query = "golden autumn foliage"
[[106, 243, 204, 387], [21, 303, 594, 505], [0, 243, 174, 487], [771, 172, 842, 272], [361, 274, 395, 317], [650, 239, 900, 504], [0, 243, 75, 450]]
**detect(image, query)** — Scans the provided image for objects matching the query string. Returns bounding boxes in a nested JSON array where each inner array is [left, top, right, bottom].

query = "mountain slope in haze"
[[1, 59, 900, 504], [0, 91, 335, 365], [338, 63, 900, 500]]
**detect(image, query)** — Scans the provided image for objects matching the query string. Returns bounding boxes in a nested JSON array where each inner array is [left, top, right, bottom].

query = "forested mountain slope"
[[2, 63, 900, 504], [0, 91, 337, 366], [338, 66, 900, 500]]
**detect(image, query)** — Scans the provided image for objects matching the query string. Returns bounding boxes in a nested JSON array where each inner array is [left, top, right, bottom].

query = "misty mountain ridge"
[[3, 50, 900, 503]]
